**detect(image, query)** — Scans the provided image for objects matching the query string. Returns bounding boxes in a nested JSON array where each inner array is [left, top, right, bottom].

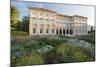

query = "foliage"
[[11, 52, 44, 66], [40, 37, 65, 47], [76, 32, 95, 44], [11, 6, 19, 31], [11, 6, 29, 33], [15, 16, 29, 34], [43, 48, 62, 64], [56, 44, 94, 63], [19, 16, 29, 32]]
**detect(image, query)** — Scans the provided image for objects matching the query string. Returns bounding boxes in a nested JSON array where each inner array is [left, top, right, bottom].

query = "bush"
[[11, 31, 28, 36], [56, 44, 94, 63], [44, 48, 62, 64], [41, 37, 64, 47], [11, 52, 44, 66], [76, 33, 95, 44]]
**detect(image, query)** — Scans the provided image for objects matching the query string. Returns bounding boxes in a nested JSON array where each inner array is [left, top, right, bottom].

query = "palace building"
[[29, 7, 88, 36]]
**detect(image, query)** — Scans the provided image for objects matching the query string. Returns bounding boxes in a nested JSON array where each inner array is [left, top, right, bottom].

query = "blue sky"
[[11, 1, 95, 26]]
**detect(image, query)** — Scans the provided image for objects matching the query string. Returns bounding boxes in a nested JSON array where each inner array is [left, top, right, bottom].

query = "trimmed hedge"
[[11, 31, 28, 36]]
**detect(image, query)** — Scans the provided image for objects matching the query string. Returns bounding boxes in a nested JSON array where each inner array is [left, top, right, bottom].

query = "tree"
[[21, 16, 29, 32], [16, 20, 22, 31], [11, 6, 19, 31]]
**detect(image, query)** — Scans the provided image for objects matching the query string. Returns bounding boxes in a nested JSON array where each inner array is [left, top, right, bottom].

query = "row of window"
[[33, 28, 88, 34], [33, 28, 74, 35], [32, 12, 87, 23], [56, 18, 72, 22], [75, 23, 87, 28], [33, 19, 74, 26], [33, 18, 55, 23], [74, 20, 87, 23], [33, 19, 87, 26], [33, 17, 71, 23], [32, 12, 54, 17], [76, 30, 87, 33], [74, 17, 87, 21], [33, 28, 54, 34], [33, 18, 55, 21], [40, 13, 54, 17], [32, 18, 87, 24]]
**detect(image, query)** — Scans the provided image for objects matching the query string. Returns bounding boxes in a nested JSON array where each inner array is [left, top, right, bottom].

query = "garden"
[[11, 34, 95, 66]]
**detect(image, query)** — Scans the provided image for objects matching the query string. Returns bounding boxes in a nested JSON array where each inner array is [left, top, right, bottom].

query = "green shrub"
[[12, 52, 44, 66], [56, 45, 66, 58], [44, 48, 62, 64], [11, 31, 28, 36], [56, 44, 94, 63], [76, 33, 95, 44], [41, 37, 64, 47]]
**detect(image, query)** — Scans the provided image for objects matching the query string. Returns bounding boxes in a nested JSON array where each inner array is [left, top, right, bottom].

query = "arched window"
[[40, 28, 43, 34], [46, 29, 49, 33], [70, 29, 73, 34], [67, 29, 69, 34], [63, 29, 65, 34], [56, 29, 58, 34], [59, 29, 62, 34]]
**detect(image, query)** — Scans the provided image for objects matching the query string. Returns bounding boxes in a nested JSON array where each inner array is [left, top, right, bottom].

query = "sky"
[[11, 0, 95, 26]]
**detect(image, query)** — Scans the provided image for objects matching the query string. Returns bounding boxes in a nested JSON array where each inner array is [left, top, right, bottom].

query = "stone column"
[[62, 28, 63, 35], [65, 29, 67, 35]]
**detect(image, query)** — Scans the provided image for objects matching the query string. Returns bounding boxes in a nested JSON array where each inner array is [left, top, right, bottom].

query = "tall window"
[[33, 18, 37, 24], [79, 30, 81, 33], [67, 29, 69, 34], [33, 28, 36, 33], [46, 29, 49, 33], [46, 13, 49, 17], [70, 29, 73, 34], [40, 18, 43, 24], [63, 29, 65, 34], [59, 29, 62, 34], [40, 28, 43, 34], [82, 30, 84, 33], [40, 13, 44, 16], [46, 19, 49, 23]]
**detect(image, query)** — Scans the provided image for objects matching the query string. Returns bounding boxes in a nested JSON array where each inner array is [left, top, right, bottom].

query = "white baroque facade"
[[29, 7, 88, 36]]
